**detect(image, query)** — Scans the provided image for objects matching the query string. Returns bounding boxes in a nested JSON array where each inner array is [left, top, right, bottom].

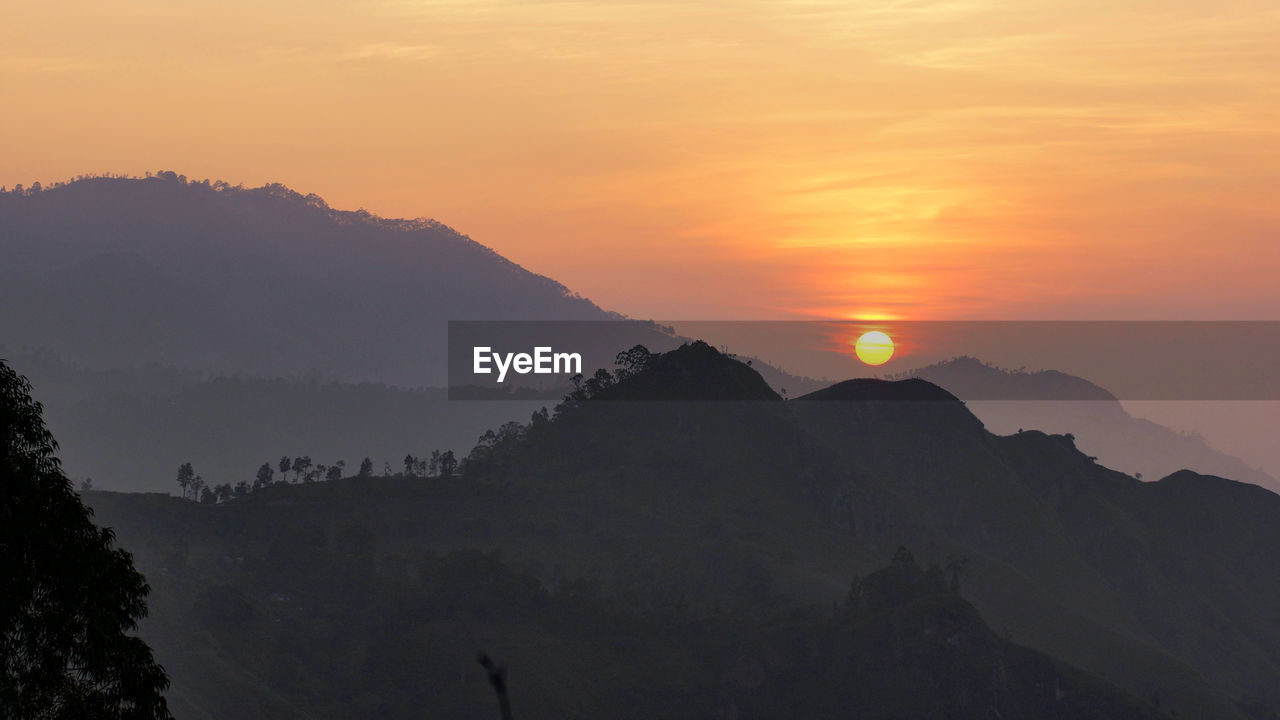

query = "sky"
[[4, 0, 1279, 320]]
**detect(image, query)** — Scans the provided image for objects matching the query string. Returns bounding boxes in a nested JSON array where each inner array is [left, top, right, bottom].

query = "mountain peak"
[[901, 356, 1117, 401], [593, 341, 782, 402], [0, 174, 614, 385], [794, 377, 961, 403]]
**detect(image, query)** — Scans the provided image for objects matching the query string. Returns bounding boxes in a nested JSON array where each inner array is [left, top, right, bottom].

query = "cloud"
[[0, 54, 94, 73], [343, 42, 443, 62]]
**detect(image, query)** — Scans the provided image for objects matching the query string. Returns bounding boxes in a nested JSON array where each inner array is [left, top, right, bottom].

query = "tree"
[[253, 462, 274, 490], [357, 457, 374, 479], [233, 480, 249, 497], [79, 477, 93, 493], [438, 450, 458, 478], [326, 461, 344, 482], [278, 456, 291, 483], [428, 450, 442, 477], [199, 486, 216, 505], [175, 462, 196, 499], [292, 456, 311, 483], [1, 359, 171, 718], [189, 475, 205, 503], [582, 368, 616, 398], [614, 344, 654, 380], [404, 454, 417, 478], [214, 483, 232, 503]]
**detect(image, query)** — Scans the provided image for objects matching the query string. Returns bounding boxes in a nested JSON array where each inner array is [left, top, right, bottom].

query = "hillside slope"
[[85, 489, 1170, 720], [0, 175, 612, 385], [84, 342, 1280, 719], [907, 357, 1279, 493]]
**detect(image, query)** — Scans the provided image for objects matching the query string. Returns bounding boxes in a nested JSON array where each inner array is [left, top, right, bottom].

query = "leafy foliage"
[[0, 360, 170, 718]]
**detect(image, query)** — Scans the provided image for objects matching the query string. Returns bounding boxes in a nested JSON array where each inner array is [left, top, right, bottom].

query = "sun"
[[854, 331, 895, 366]]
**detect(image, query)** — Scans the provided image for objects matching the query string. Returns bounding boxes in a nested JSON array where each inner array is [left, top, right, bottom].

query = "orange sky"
[[4, 0, 1279, 320]]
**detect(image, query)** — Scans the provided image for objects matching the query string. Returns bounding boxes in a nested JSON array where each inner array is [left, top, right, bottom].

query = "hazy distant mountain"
[[1, 349, 543, 493], [899, 355, 1117, 401], [0, 174, 615, 385], [0, 175, 663, 491], [3, 175, 1273, 504], [87, 342, 1279, 719], [0, 177, 815, 492], [905, 356, 1280, 494]]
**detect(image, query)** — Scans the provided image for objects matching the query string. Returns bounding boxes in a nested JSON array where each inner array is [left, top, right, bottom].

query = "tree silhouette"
[[325, 461, 344, 482], [175, 462, 195, 499], [1, 359, 171, 718], [614, 344, 655, 380], [278, 456, 291, 483], [254, 462, 274, 490], [357, 457, 374, 479], [292, 456, 311, 483], [439, 450, 457, 478]]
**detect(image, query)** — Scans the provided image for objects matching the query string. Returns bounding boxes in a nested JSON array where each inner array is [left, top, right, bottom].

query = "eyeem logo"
[[473, 346, 583, 383]]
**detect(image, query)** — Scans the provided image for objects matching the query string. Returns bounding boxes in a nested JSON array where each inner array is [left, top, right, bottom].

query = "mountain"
[[83, 487, 1169, 720], [904, 356, 1280, 494], [10, 176, 1261, 498], [82, 481, 1177, 717], [83, 341, 1280, 719], [0, 174, 614, 385], [3, 349, 546, 493], [0, 176, 687, 492], [897, 355, 1119, 401]]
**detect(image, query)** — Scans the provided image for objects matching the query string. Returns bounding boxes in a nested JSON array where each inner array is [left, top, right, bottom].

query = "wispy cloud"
[[4, 0, 1279, 319], [0, 54, 94, 73], [343, 42, 443, 62]]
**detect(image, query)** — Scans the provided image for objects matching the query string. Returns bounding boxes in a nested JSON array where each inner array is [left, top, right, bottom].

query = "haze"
[[4, 0, 1279, 320]]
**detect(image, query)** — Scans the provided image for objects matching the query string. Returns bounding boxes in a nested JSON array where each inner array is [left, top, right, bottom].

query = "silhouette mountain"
[[904, 356, 1118, 400], [5, 348, 555, 493], [435, 344, 1280, 718], [785, 548, 1168, 720], [0, 175, 614, 385], [594, 341, 782, 402], [84, 482, 1173, 720], [83, 342, 1280, 719], [6, 176, 1266, 502], [905, 356, 1280, 493], [798, 376, 968, 403]]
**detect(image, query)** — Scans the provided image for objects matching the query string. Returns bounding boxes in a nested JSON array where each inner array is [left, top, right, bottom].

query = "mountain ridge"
[[82, 341, 1279, 718], [472, 343, 1279, 717], [0, 174, 615, 385], [904, 356, 1280, 493]]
